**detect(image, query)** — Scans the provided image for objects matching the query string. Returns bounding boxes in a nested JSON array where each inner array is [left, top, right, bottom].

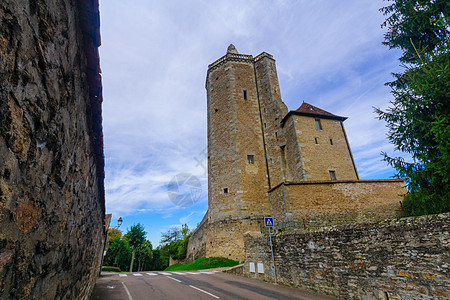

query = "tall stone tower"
[[206, 44, 269, 222], [186, 45, 404, 261], [204, 45, 270, 258]]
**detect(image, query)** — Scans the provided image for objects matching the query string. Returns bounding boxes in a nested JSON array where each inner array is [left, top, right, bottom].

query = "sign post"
[[264, 217, 277, 284], [192, 247, 196, 263]]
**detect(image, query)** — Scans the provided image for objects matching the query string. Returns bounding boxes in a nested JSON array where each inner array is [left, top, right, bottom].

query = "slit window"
[[330, 138, 333, 145], [247, 155, 254, 164], [223, 188, 228, 194], [329, 170, 336, 180], [243, 90, 247, 100], [315, 119, 322, 130], [315, 137, 318, 144]]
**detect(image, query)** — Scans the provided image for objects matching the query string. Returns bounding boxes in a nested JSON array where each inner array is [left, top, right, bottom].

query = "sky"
[[98, 0, 405, 247]]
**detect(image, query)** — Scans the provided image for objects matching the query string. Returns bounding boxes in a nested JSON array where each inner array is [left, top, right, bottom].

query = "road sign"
[[264, 217, 274, 227]]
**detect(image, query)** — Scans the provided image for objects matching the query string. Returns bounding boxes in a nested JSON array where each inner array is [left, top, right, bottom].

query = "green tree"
[[376, 0, 450, 215], [107, 228, 122, 242], [124, 223, 146, 272], [160, 226, 182, 245], [135, 240, 153, 271], [103, 236, 132, 271], [181, 223, 190, 238], [380, 0, 449, 63]]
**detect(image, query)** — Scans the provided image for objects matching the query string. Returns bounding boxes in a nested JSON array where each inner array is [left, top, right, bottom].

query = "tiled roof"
[[295, 102, 340, 118], [281, 102, 347, 124]]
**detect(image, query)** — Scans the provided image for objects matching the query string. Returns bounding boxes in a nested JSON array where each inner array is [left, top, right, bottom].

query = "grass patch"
[[165, 257, 239, 271], [102, 266, 121, 272]]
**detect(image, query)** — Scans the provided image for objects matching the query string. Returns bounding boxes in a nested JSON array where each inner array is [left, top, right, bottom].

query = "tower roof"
[[281, 102, 347, 124], [227, 44, 238, 54]]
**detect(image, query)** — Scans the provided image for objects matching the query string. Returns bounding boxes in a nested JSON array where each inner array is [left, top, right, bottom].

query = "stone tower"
[[186, 45, 404, 261], [206, 45, 269, 222]]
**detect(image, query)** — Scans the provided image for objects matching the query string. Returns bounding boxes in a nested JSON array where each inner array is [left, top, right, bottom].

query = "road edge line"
[[189, 285, 220, 299], [121, 282, 133, 300], [167, 276, 182, 283]]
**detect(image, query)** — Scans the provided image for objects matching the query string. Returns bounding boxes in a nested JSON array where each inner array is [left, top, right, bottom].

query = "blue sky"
[[99, 0, 404, 247]]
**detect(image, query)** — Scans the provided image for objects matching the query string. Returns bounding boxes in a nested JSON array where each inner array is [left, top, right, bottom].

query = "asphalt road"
[[90, 271, 336, 300]]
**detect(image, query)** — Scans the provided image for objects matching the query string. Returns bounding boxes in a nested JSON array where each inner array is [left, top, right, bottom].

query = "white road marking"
[[171, 272, 187, 275], [189, 285, 220, 299], [159, 272, 172, 275], [199, 272, 216, 274], [146, 272, 157, 276], [119, 274, 127, 277], [133, 273, 143, 276], [185, 272, 199, 275], [167, 276, 181, 283], [121, 282, 133, 300]]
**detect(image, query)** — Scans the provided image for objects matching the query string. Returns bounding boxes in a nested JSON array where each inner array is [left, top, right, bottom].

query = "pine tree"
[[376, 0, 449, 215]]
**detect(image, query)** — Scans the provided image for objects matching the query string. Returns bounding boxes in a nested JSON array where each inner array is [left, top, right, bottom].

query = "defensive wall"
[[244, 213, 450, 299], [0, 1, 105, 299], [269, 179, 405, 231]]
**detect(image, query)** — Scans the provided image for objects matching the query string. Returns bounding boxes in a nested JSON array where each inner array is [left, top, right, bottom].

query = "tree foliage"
[[107, 228, 122, 242], [160, 226, 183, 245], [103, 236, 132, 271], [160, 224, 191, 262], [125, 223, 146, 249], [376, 0, 450, 215], [380, 0, 449, 63]]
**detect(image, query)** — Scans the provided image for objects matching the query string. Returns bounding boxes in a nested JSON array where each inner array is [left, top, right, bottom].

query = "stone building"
[[0, 1, 105, 299], [187, 45, 405, 261]]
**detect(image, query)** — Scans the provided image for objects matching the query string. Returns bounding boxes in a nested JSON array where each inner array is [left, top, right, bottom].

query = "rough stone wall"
[[206, 54, 269, 222], [289, 115, 358, 181], [0, 1, 105, 299], [185, 213, 208, 261], [283, 116, 306, 181], [269, 180, 405, 230], [244, 213, 450, 299], [254, 54, 289, 188]]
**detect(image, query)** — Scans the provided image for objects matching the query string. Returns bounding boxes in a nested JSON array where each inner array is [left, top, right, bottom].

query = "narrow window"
[[315, 119, 322, 130], [275, 132, 278, 140], [315, 137, 318, 144], [223, 188, 228, 194], [329, 170, 336, 180], [243, 90, 247, 100], [247, 155, 254, 164], [330, 138, 333, 145], [264, 123, 266, 128]]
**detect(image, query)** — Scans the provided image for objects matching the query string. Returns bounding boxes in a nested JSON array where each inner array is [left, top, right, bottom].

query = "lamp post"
[[100, 217, 123, 274], [115, 236, 124, 268]]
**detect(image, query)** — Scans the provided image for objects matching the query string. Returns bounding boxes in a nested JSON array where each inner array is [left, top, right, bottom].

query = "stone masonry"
[[0, 1, 105, 299], [186, 45, 405, 261], [244, 213, 450, 299]]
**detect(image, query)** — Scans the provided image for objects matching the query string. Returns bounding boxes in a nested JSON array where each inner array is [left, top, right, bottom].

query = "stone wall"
[[244, 214, 450, 299], [269, 179, 405, 230], [288, 115, 358, 181], [0, 1, 105, 299]]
